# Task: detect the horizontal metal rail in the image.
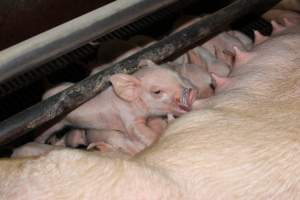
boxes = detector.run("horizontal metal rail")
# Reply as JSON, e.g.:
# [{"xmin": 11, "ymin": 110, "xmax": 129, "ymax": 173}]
[{"xmin": 0, "ymin": 0, "xmax": 179, "ymax": 83}]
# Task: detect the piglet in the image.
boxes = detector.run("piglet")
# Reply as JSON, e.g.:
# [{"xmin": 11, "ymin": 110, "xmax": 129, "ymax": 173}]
[
  {"xmin": 11, "ymin": 142, "xmax": 62, "ymax": 158},
  {"xmin": 36, "ymin": 59, "xmax": 197, "ymax": 155},
  {"xmin": 201, "ymin": 31, "xmax": 253, "ymax": 67},
  {"xmin": 168, "ymin": 62, "xmax": 215, "ymax": 99},
  {"xmin": 174, "ymin": 47, "xmax": 231, "ymax": 77},
  {"xmin": 172, "ymin": 15, "xmax": 253, "ymax": 76}
]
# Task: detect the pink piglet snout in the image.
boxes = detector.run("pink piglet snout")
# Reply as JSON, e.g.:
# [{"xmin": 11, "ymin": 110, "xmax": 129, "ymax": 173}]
[{"xmin": 179, "ymin": 87, "xmax": 198, "ymax": 111}]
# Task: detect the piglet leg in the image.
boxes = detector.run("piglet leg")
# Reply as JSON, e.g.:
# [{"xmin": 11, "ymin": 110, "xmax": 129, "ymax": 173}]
[
  {"xmin": 86, "ymin": 129, "xmax": 145, "ymax": 156},
  {"xmin": 11, "ymin": 142, "xmax": 63, "ymax": 158},
  {"xmin": 65, "ymin": 129, "xmax": 88, "ymax": 148},
  {"xmin": 147, "ymin": 117, "xmax": 168, "ymax": 135},
  {"xmin": 130, "ymin": 118, "xmax": 161, "ymax": 147}
]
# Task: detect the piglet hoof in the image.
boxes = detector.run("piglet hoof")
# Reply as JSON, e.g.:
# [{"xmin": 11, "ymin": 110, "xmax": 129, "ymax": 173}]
[{"xmin": 253, "ymin": 30, "xmax": 268, "ymax": 45}]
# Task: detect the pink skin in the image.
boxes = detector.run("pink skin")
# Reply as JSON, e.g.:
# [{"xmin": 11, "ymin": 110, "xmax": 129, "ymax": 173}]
[
  {"xmin": 202, "ymin": 31, "xmax": 253, "ymax": 67},
  {"xmin": 193, "ymin": 22, "xmax": 300, "ymax": 110},
  {"xmin": 53, "ymin": 37, "xmax": 176, "ymax": 151},
  {"xmin": 36, "ymin": 59, "xmax": 197, "ymax": 155},
  {"xmin": 172, "ymin": 16, "xmax": 254, "ymax": 77},
  {"xmin": 47, "ymin": 128, "xmax": 142, "ymax": 155},
  {"xmin": 227, "ymin": 13, "xmax": 300, "ymax": 72},
  {"xmin": 85, "ymin": 129, "xmax": 146, "ymax": 155},
  {"xmin": 146, "ymin": 117, "xmax": 168, "ymax": 135},
  {"xmin": 174, "ymin": 47, "xmax": 231, "ymax": 77},
  {"xmin": 204, "ymin": 18, "xmax": 298, "ymax": 94},
  {"xmin": 168, "ymin": 62, "xmax": 215, "ymax": 99},
  {"xmin": 172, "ymin": 15, "xmax": 232, "ymax": 76},
  {"xmin": 4, "ymin": 20, "xmax": 300, "ymax": 200},
  {"xmin": 50, "ymin": 120, "xmax": 167, "ymax": 154},
  {"xmin": 11, "ymin": 142, "xmax": 61, "ymax": 158},
  {"xmin": 49, "ymin": 119, "xmax": 167, "ymax": 151},
  {"xmin": 105, "ymin": 26, "xmax": 217, "ymax": 103},
  {"xmin": 226, "ymin": 30, "xmax": 253, "ymax": 50}
]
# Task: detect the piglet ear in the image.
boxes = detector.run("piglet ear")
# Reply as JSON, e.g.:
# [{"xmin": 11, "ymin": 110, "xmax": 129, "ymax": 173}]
[
  {"xmin": 211, "ymin": 73, "xmax": 230, "ymax": 88},
  {"xmin": 187, "ymin": 50, "xmax": 204, "ymax": 66},
  {"xmin": 138, "ymin": 59, "xmax": 158, "ymax": 68},
  {"xmin": 110, "ymin": 74, "xmax": 141, "ymax": 102}
]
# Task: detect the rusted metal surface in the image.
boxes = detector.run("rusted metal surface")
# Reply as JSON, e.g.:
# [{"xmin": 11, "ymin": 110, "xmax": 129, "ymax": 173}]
[{"xmin": 0, "ymin": 0, "xmax": 281, "ymax": 145}]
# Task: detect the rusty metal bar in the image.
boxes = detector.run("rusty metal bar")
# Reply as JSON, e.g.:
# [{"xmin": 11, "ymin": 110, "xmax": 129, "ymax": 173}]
[{"xmin": 0, "ymin": 0, "xmax": 281, "ymax": 145}]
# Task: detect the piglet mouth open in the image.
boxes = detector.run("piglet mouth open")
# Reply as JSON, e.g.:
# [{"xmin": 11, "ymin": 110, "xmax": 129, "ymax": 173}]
[{"xmin": 179, "ymin": 88, "xmax": 197, "ymax": 112}]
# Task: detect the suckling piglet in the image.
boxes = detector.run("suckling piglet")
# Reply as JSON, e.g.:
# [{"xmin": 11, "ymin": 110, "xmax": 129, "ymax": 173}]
[
  {"xmin": 168, "ymin": 62, "xmax": 215, "ymax": 99},
  {"xmin": 36, "ymin": 59, "xmax": 197, "ymax": 155},
  {"xmin": 172, "ymin": 15, "xmax": 253, "ymax": 75},
  {"xmin": 201, "ymin": 31, "xmax": 253, "ymax": 67}
]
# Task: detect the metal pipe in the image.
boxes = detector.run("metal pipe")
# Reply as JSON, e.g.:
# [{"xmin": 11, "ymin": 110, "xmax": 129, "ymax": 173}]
[
  {"xmin": 0, "ymin": 0, "xmax": 281, "ymax": 145},
  {"xmin": 0, "ymin": 0, "xmax": 179, "ymax": 83}
]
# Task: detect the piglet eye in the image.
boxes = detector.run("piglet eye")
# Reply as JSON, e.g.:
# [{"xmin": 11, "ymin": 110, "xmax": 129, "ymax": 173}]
[{"xmin": 151, "ymin": 89, "xmax": 163, "ymax": 98}]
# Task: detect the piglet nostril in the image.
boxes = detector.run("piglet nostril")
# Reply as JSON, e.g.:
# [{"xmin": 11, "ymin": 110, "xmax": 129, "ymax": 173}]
[
  {"xmin": 210, "ymin": 83, "xmax": 216, "ymax": 90},
  {"xmin": 181, "ymin": 88, "xmax": 190, "ymax": 106}
]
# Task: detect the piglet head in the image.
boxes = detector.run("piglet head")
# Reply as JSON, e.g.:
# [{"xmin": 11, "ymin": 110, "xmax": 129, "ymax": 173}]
[
  {"xmin": 111, "ymin": 59, "xmax": 197, "ymax": 117},
  {"xmin": 134, "ymin": 60, "xmax": 197, "ymax": 116}
]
